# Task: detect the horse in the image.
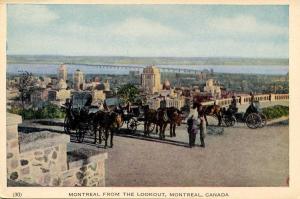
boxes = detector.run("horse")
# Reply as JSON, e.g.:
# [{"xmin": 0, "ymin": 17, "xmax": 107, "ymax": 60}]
[
  {"xmin": 202, "ymin": 104, "xmax": 222, "ymax": 126},
  {"xmin": 143, "ymin": 106, "xmax": 183, "ymax": 139},
  {"xmin": 93, "ymin": 110, "xmax": 123, "ymax": 148},
  {"xmin": 142, "ymin": 105, "xmax": 158, "ymax": 137},
  {"xmin": 156, "ymin": 107, "xmax": 183, "ymax": 138}
]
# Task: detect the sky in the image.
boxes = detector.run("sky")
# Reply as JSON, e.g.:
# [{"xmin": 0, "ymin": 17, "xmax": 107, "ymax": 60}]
[{"xmin": 7, "ymin": 4, "xmax": 288, "ymax": 58}]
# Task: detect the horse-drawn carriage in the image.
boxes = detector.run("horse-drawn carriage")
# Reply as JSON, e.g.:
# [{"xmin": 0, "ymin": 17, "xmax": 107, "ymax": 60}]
[
  {"xmin": 62, "ymin": 92, "xmax": 99, "ymax": 142},
  {"xmin": 120, "ymin": 105, "xmax": 155, "ymax": 133},
  {"xmin": 63, "ymin": 93, "xmax": 122, "ymax": 147},
  {"xmin": 222, "ymin": 101, "xmax": 267, "ymax": 129}
]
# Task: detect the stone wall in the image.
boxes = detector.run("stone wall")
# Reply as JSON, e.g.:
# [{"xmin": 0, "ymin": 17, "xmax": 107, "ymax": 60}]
[
  {"xmin": 7, "ymin": 113, "xmax": 107, "ymax": 187},
  {"xmin": 62, "ymin": 148, "xmax": 107, "ymax": 186},
  {"xmin": 7, "ymin": 113, "xmax": 22, "ymax": 182}
]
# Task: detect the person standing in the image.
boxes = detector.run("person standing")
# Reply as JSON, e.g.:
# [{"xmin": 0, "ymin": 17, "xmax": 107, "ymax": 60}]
[
  {"xmin": 160, "ymin": 96, "xmax": 167, "ymax": 109},
  {"xmin": 250, "ymin": 92, "xmax": 254, "ymax": 103},
  {"xmin": 228, "ymin": 95, "xmax": 238, "ymax": 115},
  {"xmin": 187, "ymin": 103, "xmax": 199, "ymax": 148},
  {"xmin": 199, "ymin": 115, "xmax": 206, "ymax": 148}
]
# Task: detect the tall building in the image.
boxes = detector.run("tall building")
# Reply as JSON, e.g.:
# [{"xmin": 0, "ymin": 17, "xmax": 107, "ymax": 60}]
[
  {"xmin": 103, "ymin": 80, "xmax": 110, "ymax": 91},
  {"xmin": 204, "ymin": 79, "xmax": 221, "ymax": 99},
  {"xmin": 73, "ymin": 69, "xmax": 84, "ymax": 91},
  {"xmin": 58, "ymin": 64, "xmax": 67, "ymax": 81},
  {"xmin": 141, "ymin": 65, "xmax": 161, "ymax": 94}
]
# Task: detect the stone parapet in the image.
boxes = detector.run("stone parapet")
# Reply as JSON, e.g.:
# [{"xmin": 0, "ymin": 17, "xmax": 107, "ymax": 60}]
[
  {"xmin": 6, "ymin": 113, "xmax": 22, "ymax": 182},
  {"xmin": 19, "ymin": 131, "xmax": 69, "ymax": 153},
  {"xmin": 62, "ymin": 147, "xmax": 107, "ymax": 186},
  {"xmin": 7, "ymin": 112, "xmax": 22, "ymax": 140},
  {"xmin": 7, "ymin": 113, "xmax": 108, "ymax": 187}
]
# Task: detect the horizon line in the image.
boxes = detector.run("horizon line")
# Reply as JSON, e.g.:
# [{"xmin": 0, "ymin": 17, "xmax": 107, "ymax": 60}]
[{"xmin": 6, "ymin": 54, "xmax": 289, "ymax": 60}]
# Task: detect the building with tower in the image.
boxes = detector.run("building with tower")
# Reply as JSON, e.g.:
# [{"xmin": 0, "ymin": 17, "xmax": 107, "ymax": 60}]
[
  {"xmin": 141, "ymin": 65, "xmax": 161, "ymax": 94},
  {"xmin": 204, "ymin": 79, "xmax": 221, "ymax": 99},
  {"xmin": 73, "ymin": 69, "xmax": 84, "ymax": 91},
  {"xmin": 58, "ymin": 64, "xmax": 67, "ymax": 81}
]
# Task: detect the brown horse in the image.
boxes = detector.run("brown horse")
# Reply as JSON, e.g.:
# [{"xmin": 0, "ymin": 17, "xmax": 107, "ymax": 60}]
[
  {"xmin": 159, "ymin": 107, "xmax": 183, "ymax": 138},
  {"xmin": 201, "ymin": 104, "xmax": 222, "ymax": 126},
  {"xmin": 143, "ymin": 105, "xmax": 158, "ymax": 136},
  {"xmin": 93, "ymin": 110, "xmax": 123, "ymax": 148},
  {"xmin": 145, "ymin": 107, "xmax": 183, "ymax": 139}
]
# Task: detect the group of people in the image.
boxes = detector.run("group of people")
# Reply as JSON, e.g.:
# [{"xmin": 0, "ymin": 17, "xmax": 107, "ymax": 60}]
[
  {"xmin": 187, "ymin": 103, "xmax": 206, "ymax": 148},
  {"xmin": 186, "ymin": 92, "xmax": 256, "ymax": 148}
]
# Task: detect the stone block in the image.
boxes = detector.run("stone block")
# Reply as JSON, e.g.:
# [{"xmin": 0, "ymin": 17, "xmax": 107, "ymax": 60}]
[
  {"xmin": 9, "ymin": 159, "xmax": 19, "ymax": 170},
  {"xmin": 20, "ymin": 166, "xmax": 30, "ymax": 175},
  {"xmin": 51, "ymin": 177, "xmax": 62, "ymax": 186},
  {"xmin": 62, "ymin": 179, "xmax": 74, "ymax": 186},
  {"xmin": 20, "ymin": 159, "xmax": 29, "ymax": 166},
  {"xmin": 7, "ymin": 152, "xmax": 14, "ymax": 159},
  {"xmin": 9, "ymin": 171, "xmax": 19, "ymax": 180},
  {"xmin": 6, "ymin": 113, "xmax": 22, "ymax": 140},
  {"xmin": 67, "ymin": 147, "xmax": 107, "ymax": 170}
]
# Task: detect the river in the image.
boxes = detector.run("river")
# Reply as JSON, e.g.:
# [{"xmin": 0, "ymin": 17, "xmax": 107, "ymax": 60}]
[{"xmin": 6, "ymin": 63, "xmax": 288, "ymax": 75}]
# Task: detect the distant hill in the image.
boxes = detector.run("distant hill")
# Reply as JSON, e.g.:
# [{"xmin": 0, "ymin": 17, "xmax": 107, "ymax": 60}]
[{"xmin": 7, "ymin": 55, "xmax": 289, "ymax": 66}]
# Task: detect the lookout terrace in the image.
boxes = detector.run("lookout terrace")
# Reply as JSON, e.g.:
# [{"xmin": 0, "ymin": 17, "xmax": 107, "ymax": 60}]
[{"xmin": 7, "ymin": 113, "xmax": 107, "ymax": 186}]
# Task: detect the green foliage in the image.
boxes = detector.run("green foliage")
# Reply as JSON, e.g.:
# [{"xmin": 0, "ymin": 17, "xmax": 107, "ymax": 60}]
[
  {"xmin": 17, "ymin": 71, "xmax": 34, "ymax": 105},
  {"xmin": 8, "ymin": 103, "xmax": 65, "ymax": 120},
  {"xmin": 117, "ymin": 84, "xmax": 139, "ymax": 104},
  {"xmin": 262, "ymin": 105, "xmax": 289, "ymax": 120}
]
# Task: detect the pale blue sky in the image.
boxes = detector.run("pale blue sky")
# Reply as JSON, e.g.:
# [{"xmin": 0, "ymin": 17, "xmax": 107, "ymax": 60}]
[{"xmin": 7, "ymin": 5, "xmax": 288, "ymax": 58}]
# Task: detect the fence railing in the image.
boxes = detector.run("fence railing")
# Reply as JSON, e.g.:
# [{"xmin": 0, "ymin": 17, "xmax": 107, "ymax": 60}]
[
  {"xmin": 216, "ymin": 93, "xmax": 288, "ymax": 107},
  {"xmin": 147, "ymin": 93, "xmax": 288, "ymax": 110}
]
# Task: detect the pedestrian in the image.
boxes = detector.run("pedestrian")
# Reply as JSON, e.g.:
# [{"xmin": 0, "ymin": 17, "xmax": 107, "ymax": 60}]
[
  {"xmin": 199, "ymin": 115, "xmax": 206, "ymax": 148},
  {"xmin": 187, "ymin": 103, "xmax": 199, "ymax": 148}
]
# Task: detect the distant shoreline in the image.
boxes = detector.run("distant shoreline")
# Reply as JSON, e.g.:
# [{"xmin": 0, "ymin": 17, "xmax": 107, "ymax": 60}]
[{"xmin": 7, "ymin": 55, "xmax": 289, "ymax": 66}]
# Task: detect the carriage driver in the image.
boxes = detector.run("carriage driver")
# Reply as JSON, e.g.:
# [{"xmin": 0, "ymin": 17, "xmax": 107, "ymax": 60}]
[
  {"xmin": 247, "ymin": 91, "xmax": 257, "ymax": 114},
  {"xmin": 228, "ymin": 95, "xmax": 238, "ymax": 114}
]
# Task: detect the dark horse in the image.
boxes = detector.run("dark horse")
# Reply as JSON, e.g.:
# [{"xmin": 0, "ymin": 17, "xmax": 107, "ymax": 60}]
[
  {"xmin": 93, "ymin": 110, "xmax": 123, "ymax": 148},
  {"xmin": 143, "ymin": 105, "xmax": 158, "ymax": 136},
  {"xmin": 201, "ymin": 103, "xmax": 222, "ymax": 126},
  {"xmin": 143, "ymin": 106, "xmax": 183, "ymax": 139}
]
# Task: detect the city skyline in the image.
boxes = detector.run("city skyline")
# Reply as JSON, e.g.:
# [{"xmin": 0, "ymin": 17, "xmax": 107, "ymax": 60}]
[{"xmin": 7, "ymin": 4, "xmax": 288, "ymax": 58}]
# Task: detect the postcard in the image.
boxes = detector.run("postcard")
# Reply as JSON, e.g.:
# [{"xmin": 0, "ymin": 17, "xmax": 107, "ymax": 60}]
[{"xmin": 1, "ymin": 1, "xmax": 299, "ymax": 199}]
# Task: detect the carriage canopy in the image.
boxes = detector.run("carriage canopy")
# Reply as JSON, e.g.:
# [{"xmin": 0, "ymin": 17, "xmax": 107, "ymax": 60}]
[{"xmin": 71, "ymin": 92, "xmax": 92, "ymax": 109}]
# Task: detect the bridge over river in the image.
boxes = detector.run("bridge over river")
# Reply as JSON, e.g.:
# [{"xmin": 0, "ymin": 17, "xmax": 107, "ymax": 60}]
[{"xmin": 63, "ymin": 63, "xmax": 208, "ymax": 74}]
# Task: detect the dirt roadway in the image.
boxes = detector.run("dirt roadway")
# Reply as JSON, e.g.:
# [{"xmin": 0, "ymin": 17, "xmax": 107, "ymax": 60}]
[
  {"xmin": 102, "ymin": 122, "xmax": 288, "ymax": 187},
  {"xmin": 21, "ymin": 116, "xmax": 289, "ymax": 187}
]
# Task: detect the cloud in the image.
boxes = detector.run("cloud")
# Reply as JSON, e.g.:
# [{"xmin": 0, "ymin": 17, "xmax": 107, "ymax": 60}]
[
  {"xmin": 206, "ymin": 15, "xmax": 287, "ymax": 37},
  {"xmin": 8, "ymin": 29, "xmax": 288, "ymax": 58},
  {"xmin": 108, "ymin": 18, "xmax": 183, "ymax": 38},
  {"xmin": 7, "ymin": 6, "xmax": 288, "ymax": 58},
  {"xmin": 8, "ymin": 5, "xmax": 59, "ymax": 25}
]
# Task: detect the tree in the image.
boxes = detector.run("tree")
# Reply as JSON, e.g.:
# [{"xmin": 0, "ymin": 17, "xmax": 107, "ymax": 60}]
[
  {"xmin": 17, "ymin": 71, "xmax": 34, "ymax": 106},
  {"xmin": 117, "ymin": 84, "xmax": 139, "ymax": 104}
]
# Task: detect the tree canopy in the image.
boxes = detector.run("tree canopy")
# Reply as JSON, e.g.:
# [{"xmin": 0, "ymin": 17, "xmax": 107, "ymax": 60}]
[{"xmin": 117, "ymin": 84, "xmax": 139, "ymax": 104}]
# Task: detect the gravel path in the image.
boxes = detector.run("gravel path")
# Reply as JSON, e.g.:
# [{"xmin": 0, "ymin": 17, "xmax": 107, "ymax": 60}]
[
  {"xmin": 19, "ymin": 115, "xmax": 289, "ymax": 187},
  {"xmin": 104, "ymin": 123, "xmax": 288, "ymax": 187}
]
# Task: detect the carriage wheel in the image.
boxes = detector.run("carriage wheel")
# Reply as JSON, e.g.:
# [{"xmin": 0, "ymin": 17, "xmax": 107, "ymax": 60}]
[
  {"xmin": 148, "ymin": 123, "xmax": 156, "ymax": 133},
  {"xmin": 75, "ymin": 129, "xmax": 85, "ymax": 143},
  {"xmin": 259, "ymin": 113, "xmax": 267, "ymax": 128},
  {"xmin": 127, "ymin": 118, "xmax": 138, "ymax": 133},
  {"xmin": 64, "ymin": 116, "xmax": 71, "ymax": 134},
  {"xmin": 246, "ymin": 113, "xmax": 262, "ymax": 129},
  {"xmin": 224, "ymin": 115, "xmax": 236, "ymax": 127}
]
